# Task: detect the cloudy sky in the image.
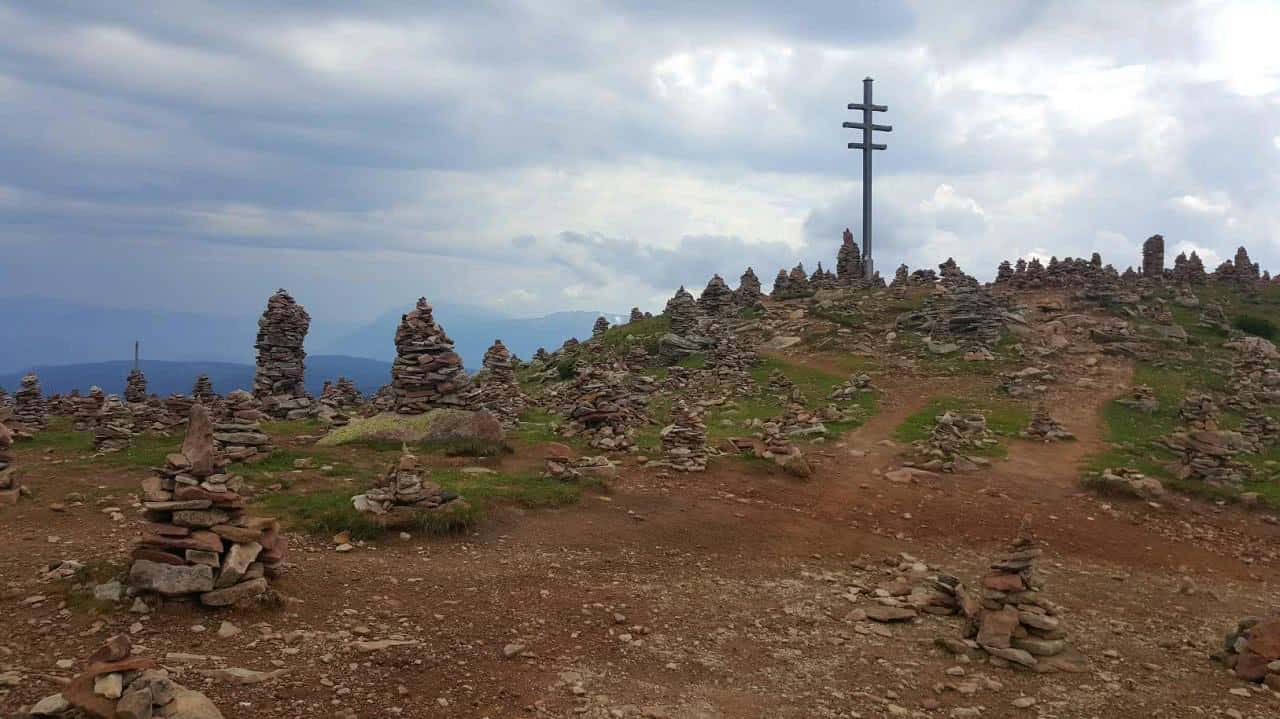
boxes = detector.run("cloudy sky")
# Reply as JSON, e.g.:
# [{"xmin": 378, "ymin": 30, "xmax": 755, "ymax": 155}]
[{"xmin": 1, "ymin": 0, "xmax": 1278, "ymax": 322}]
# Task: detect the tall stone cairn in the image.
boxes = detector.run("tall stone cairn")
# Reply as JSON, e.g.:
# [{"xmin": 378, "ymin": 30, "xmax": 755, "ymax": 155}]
[
  {"xmin": 592, "ymin": 315, "xmax": 610, "ymax": 338},
  {"xmin": 72, "ymin": 387, "xmax": 106, "ymax": 432},
  {"xmin": 770, "ymin": 268, "xmax": 791, "ymax": 299},
  {"xmin": 836, "ymin": 228, "xmax": 864, "ymax": 283},
  {"xmin": 1214, "ymin": 246, "xmax": 1262, "ymax": 285},
  {"xmin": 891, "ymin": 264, "xmax": 910, "ymax": 288},
  {"xmin": 697, "ymin": 274, "xmax": 735, "ymax": 318},
  {"xmin": 391, "ymin": 298, "xmax": 470, "ymax": 414},
  {"xmin": 665, "ymin": 286, "xmax": 698, "ymax": 336},
  {"xmin": 483, "ymin": 340, "xmax": 518, "ymax": 385},
  {"xmin": 124, "ymin": 368, "xmax": 148, "ymax": 403},
  {"xmin": 191, "ymin": 375, "xmax": 217, "ymax": 405},
  {"xmin": 660, "ymin": 400, "xmax": 708, "ymax": 472},
  {"xmin": 736, "ymin": 267, "xmax": 763, "ymax": 306},
  {"xmin": 968, "ymin": 537, "xmax": 1086, "ymax": 672},
  {"xmin": 127, "ymin": 404, "xmax": 287, "ymax": 607},
  {"xmin": 629, "ymin": 307, "xmax": 644, "ymax": 323},
  {"xmin": 253, "ymin": 289, "xmax": 313, "ymax": 419},
  {"xmin": 93, "ymin": 395, "xmax": 135, "ymax": 452},
  {"xmin": 14, "ymin": 373, "xmax": 47, "ymax": 430},
  {"xmin": 0, "ymin": 419, "xmax": 19, "ymax": 505},
  {"xmin": 1141, "ymin": 234, "xmax": 1164, "ymax": 279}
]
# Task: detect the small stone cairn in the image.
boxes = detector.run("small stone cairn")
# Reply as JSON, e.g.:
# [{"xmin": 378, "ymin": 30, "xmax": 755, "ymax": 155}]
[
  {"xmin": 766, "ymin": 368, "xmax": 795, "ymax": 397},
  {"xmin": 93, "ymin": 395, "xmax": 135, "ymax": 452},
  {"xmin": 557, "ymin": 365, "xmax": 644, "ymax": 451},
  {"xmin": 1163, "ymin": 395, "xmax": 1252, "ymax": 486},
  {"xmin": 629, "ymin": 307, "xmax": 645, "ymax": 323},
  {"xmin": 1117, "ymin": 384, "xmax": 1159, "ymax": 413},
  {"xmin": 124, "ymin": 367, "xmax": 148, "ymax": 403},
  {"xmin": 735, "ymin": 267, "xmax": 763, "ymax": 306},
  {"xmin": 471, "ymin": 339, "xmax": 527, "ymax": 428},
  {"xmin": 352, "ymin": 448, "xmax": 463, "ymax": 516},
  {"xmin": 697, "ymin": 274, "xmax": 736, "ymax": 318},
  {"xmin": 191, "ymin": 374, "xmax": 218, "ymax": 406},
  {"xmin": 14, "ymin": 373, "xmax": 48, "ymax": 430},
  {"xmin": 759, "ymin": 421, "xmax": 810, "ymax": 476},
  {"xmin": 827, "ymin": 373, "xmax": 873, "ymax": 401},
  {"xmin": 391, "ymin": 298, "xmax": 470, "ymax": 414},
  {"xmin": 321, "ymin": 376, "xmax": 363, "ymax": 409},
  {"xmin": 1019, "ymin": 406, "xmax": 1075, "ymax": 442},
  {"xmin": 73, "ymin": 386, "xmax": 106, "ymax": 431},
  {"xmin": 965, "ymin": 537, "xmax": 1087, "ymax": 672},
  {"xmin": 665, "ymin": 286, "xmax": 698, "ymax": 336},
  {"xmin": 253, "ymin": 289, "xmax": 314, "ymax": 420},
  {"xmin": 0, "ymin": 419, "xmax": 20, "ymax": 505},
  {"xmin": 128, "ymin": 404, "xmax": 286, "ymax": 607},
  {"xmin": 592, "ymin": 315, "xmax": 610, "ymax": 338},
  {"xmin": 214, "ymin": 389, "xmax": 272, "ymax": 462},
  {"xmin": 836, "ymin": 228, "xmax": 864, "ymax": 284},
  {"xmin": 34, "ymin": 634, "xmax": 224, "ymax": 719},
  {"xmin": 908, "ymin": 411, "xmax": 996, "ymax": 473},
  {"xmin": 659, "ymin": 400, "xmax": 708, "ymax": 472},
  {"xmin": 1219, "ymin": 617, "xmax": 1280, "ymax": 689}
]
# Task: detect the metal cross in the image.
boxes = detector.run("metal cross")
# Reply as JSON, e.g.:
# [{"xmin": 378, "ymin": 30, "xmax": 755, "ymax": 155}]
[{"xmin": 844, "ymin": 77, "xmax": 891, "ymax": 279}]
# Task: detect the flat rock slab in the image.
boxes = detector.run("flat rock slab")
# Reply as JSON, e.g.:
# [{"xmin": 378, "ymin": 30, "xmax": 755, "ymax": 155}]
[
  {"xmin": 864, "ymin": 606, "xmax": 918, "ymax": 623},
  {"xmin": 129, "ymin": 560, "xmax": 214, "ymax": 596},
  {"xmin": 199, "ymin": 577, "xmax": 268, "ymax": 607}
]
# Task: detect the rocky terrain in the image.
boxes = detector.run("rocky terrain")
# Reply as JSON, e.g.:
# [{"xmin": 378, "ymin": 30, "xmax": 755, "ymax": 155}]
[{"xmin": 2, "ymin": 240, "xmax": 1280, "ymax": 718}]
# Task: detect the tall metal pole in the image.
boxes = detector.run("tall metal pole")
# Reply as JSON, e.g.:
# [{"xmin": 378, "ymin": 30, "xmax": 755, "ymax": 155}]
[
  {"xmin": 134, "ymin": 341, "xmax": 139, "ymax": 370},
  {"xmin": 844, "ymin": 77, "xmax": 890, "ymax": 280}
]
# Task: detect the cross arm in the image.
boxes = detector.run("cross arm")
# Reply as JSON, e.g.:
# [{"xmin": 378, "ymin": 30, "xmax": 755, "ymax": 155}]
[
  {"xmin": 848, "ymin": 102, "xmax": 888, "ymax": 112},
  {"xmin": 842, "ymin": 121, "xmax": 893, "ymax": 132},
  {"xmin": 848, "ymin": 142, "xmax": 888, "ymax": 150}
]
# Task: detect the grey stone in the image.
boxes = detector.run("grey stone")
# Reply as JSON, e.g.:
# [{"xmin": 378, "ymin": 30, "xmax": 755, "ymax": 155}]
[{"xmin": 129, "ymin": 560, "xmax": 214, "ymax": 596}]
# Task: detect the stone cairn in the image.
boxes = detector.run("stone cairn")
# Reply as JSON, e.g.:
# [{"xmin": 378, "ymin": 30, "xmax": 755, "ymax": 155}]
[
  {"xmin": 966, "ymin": 537, "xmax": 1087, "ymax": 672},
  {"xmin": 471, "ymin": 339, "xmax": 527, "ymax": 429},
  {"xmin": 191, "ymin": 374, "xmax": 217, "ymax": 406},
  {"xmin": 836, "ymin": 228, "xmax": 864, "ymax": 284},
  {"xmin": 827, "ymin": 373, "xmax": 874, "ymax": 401},
  {"xmin": 128, "ymin": 404, "xmax": 286, "ymax": 607},
  {"xmin": 14, "ymin": 373, "xmax": 48, "ymax": 430},
  {"xmin": 555, "ymin": 364, "xmax": 646, "ymax": 451},
  {"xmin": 665, "ymin": 286, "xmax": 698, "ymax": 336},
  {"xmin": 352, "ymin": 448, "xmax": 463, "ymax": 517},
  {"xmin": 1171, "ymin": 251, "xmax": 1207, "ymax": 284},
  {"xmin": 93, "ymin": 395, "xmax": 135, "ymax": 452},
  {"xmin": 809, "ymin": 262, "xmax": 837, "ymax": 290},
  {"xmin": 1162, "ymin": 399, "xmax": 1253, "ymax": 487},
  {"xmin": 1117, "ymin": 384, "xmax": 1159, "ymax": 413},
  {"xmin": 32, "ymin": 634, "xmax": 224, "ymax": 719},
  {"xmin": 214, "ymin": 390, "xmax": 272, "ymax": 463},
  {"xmin": 1220, "ymin": 617, "xmax": 1280, "ymax": 689},
  {"xmin": 659, "ymin": 400, "xmax": 708, "ymax": 472},
  {"xmin": 1214, "ymin": 246, "xmax": 1261, "ymax": 285},
  {"xmin": 759, "ymin": 420, "xmax": 809, "ymax": 476},
  {"xmin": 937, "ymin": 258, "xmax": 979, "ymax": 289},
  {"xmin": 124, "ymin": 367, "xmax": 148, "ymax": 403},
  {"xmin": 320, "ymin": 377, "xmax": 363, "ymax": 409},
  {"xmin": 1019, "ymin": 406, "xmax": 1075, "ymax": 442},
  {"xmin": 697, "ymin": 274, "xmax": 736, "ymax": 318},
  {"xmin": 253, "ymin": 289, "xmax": 313, "ymax": 420},
  {"xmin": 629, "ymin": 307, "xmax": 645, "ymax": 323},
  {"xmin": 592, "ymin": 315, "xmax": 610, "ymax": 338},
  {"xmin": 736, "ymin": 267, "xmax": 763, "ymax": 307},
  {"xmin": 891, "ymin": 264, "xmax": 910, "ymax": 288},
  {"xmin": 391, "ymin": 298, "xmax": 470, "ymax": 414},
  {"xmin": 0, "ymin": 419, "xmax": 19, "ymax": 505},
  {"xmin": 72, "ymin": 387, "xmax": 106, "ymax": 431},
  {"xmin": 907, "ymin": 411, "xmax": 996, "ymax": 473},
  {"xmin": 1141, "ymin": 234, "xmax": 1164, "ymax": 280}
]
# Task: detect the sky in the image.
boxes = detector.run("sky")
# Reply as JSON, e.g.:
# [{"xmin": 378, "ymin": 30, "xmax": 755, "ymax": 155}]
[{"xmin": 1, "ymin": 0, "xmax": 1278, "ymax": 322}]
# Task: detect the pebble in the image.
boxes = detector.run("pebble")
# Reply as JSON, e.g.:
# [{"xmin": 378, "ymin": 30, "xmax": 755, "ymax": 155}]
[{"xmin": 1011, "ymin": 697, "xmax": 1036, "ymax": 708}]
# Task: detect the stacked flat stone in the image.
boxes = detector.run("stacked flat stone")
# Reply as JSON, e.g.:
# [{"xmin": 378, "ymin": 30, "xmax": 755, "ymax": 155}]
[
  {"xmin": 1171, "ymin": 252, "xmax": 1208, "ymax": 284},
  {"xmin": 320, "ymin": 377, "xmax": 363, "ymax": 409},
  {"xmin": 1116, "ymin": 385, "xmax": 1159, "ymax": 413},
  {"xmin": 163, "ymin": 395, "xmax": 195, "ymax": 427},
  {"xmin": 1020, "ymin": 406, "xmax": 1075, "ymax": 442},
  {"xmin": 1178, "ymin": 394, "xmax": 1218, "ymax": 430},
  {"xmin": 629, "ymin": 307, "xmax": 645, "ymax": 323},
  {"xmin": 124, "ymin": 367, "xmax": 148, "ymax": 403},
  {"xmin": 771, "ymin": 269, "xmax": 791, "ymax": 299},
  {"xmin": 736, "ymin": 267, "xmax": 763, "ymax": 306},
  {"xmin": 391, "ymin": 298, "xmax": 471, "ymax": 414},
  {"xmin": 778, "ymin": 401, "xmax": 825, "ymax": 438},
  {"xmin": 659, "ymin": 400, "xmax": 708, "ymax": 472},
  {"xmin": 533, "ymin": 348, "xmax": 552, "ymax": 364},
  {"xmin": 665, "ymin": 286, "xmax": 698, "ymax": 337},
  {"xmin": 766, "ymin": 368, "xmax": 795, "ymax": 398},
  {"xmin": 1210, "ymin": 246, "xmax": 1260, "ymax": 285},
  {"xmin": 827, "ymin": 373, "xmax": 873, "ymax": 401},
  {"xmin": 592, "ymin": 315, "xmax": 610, "ymax": 337},
  {"xmin": 1140, "ymin": 234, "xmax": 1165, "ymax": 280},
  {"xmin": 93, "ymin": 395, "xmax": 135, "ymax": 452},
  {"xmin": 760, "ymin": 421, "xmax": 804, "ymax": 469},
  {"xmin": 808, "ymin": 262, "xmax": 837, "ymax": 290},
  {"xmin": 72, "ymin": 387, "xmax": 106, "ymax": 431},
  {"xmin": 1221, "ymin": 617, "xmax": 1280, "ymax": 689},
  {"xmin": 836, "ymin": 228, "xmax": 864, "ymax": 283},
  {"xmin": 698, "ymin": 274, "xmax": 736, "ymax": 318},
  {"xmin": 969, "ymin": 538, "xmax": 1086, "ymax": 672},
  {"xmin": 36, "ymin": 635, "xmax": 225, "ymax": 719},
  {"xmin": 214, "ymin": 390, "xmax": 272, "ymax": 463},
  {"xmin": 624, "ymin": 344, "xmax": 651, "ymax": 370},
  {"xmin": 13, "ymin": 373, "xmax": 47, "ymax": 430},
  {"xmin": 898, "ymin": 286, "xmax": 1010, "ymax": 351},
  {"xmin": 0, "ymin": 420, "xmax": 19, "ymax": 505},
  {"xmin": 470, "ymin": 339, "xmax": 527, "ymax": 429},
  {"xmin": 556, "ymin": 365, "xmax": 645, "ymax": 451},
  {"xmin": 937, "ymin": 258, "xmax": 978, "ymax": 289},
  {"xmin": 252, "ymin": 289, "xmax": 313, "ymax": 419},
  {"xmin": 128, "ymin": 404, "xmax": 287, "ymax": 607},
  {"xmin": 482, "ymin": 340, "xmax": 517, "ymax": 384},
  {"xmin": 130, "ymin": 396, "xmax": 171, "ymax": 434},
  {"xmin": 352, "ymin": 448, "xmax": 462, "ymax": 516},
  {"xmin": 191, "ymin": 375, "xmax": 217, "ymax": 406},
  {"xmin": 908, "ymin": 411, "xmax": 996, "ymax": 473},
  {"xmin": 891, "ymin": 264, "xmax": 910, "ymax": 288}
]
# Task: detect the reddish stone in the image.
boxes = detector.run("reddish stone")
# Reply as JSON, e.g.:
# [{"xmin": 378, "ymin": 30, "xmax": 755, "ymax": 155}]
[
  {"xmin": 86, "ymin": 635, "xmax": 131, "ymax": 664},
  {"xmin": 143, "ymin": 522, "xmax": 190, "ymax": 537},
  {"xmin": 1244, "ymin": 619, "xmax": 1280, "ymax": 659},
  {"xmin": 174, "ymin": 485, "xmax": 244, "ymax": 508},
  {"xmin": 1234, "ymin": 651, "xmax": 1271, "ymax": 682},
  {"xmin": 259, "ymin": 528, "xmax": 289, "ymax": 564},
  {"xmin": 131, "ymin": 548, "xmax": 187, "ymax": 566},
  {"xmin": 981, "ymin": 573, "xmax": 1026, "ymax": 592},
  {"xmin": 138, "ymin": 529, "xmax": 223, "ymax": 554},
  {"xmin": 977, "ymin": 606, "xmax": 1020, "ymax": 649},
  {"xmin": 210, "ymin": 524, "xmax": 263, "ymax": 543}
]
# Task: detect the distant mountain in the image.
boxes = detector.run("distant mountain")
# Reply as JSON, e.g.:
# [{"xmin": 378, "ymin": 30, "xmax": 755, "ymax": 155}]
[
  {"xmin": 315, "ymin": 308, "xmax": 627, "ymax": 368},
  {"xmin": 0, "ymin": 356, "xmax": 391, "ymax": 398}
]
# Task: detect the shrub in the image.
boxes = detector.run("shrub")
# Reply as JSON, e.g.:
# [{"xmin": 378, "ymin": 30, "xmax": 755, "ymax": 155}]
[{"xmin": 1233, "ymin": 314, "xmax": 1277, "ymax": 339}]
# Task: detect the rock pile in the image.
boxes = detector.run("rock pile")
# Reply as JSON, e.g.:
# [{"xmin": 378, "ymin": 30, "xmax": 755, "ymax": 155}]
[
  {"xmin": 544, "ymin": 449, "xmax": 615, "ymax": 482},
  {"xmin": 1141, "ymin": 234, "xmax": 1165, "ymax": 280},
  {"xmin": 771, "ymin": 264, "xmax": 812, "ymax": 300},
  {"xmin": 93, "ymin": 395, "xmax": 135, "ymax": 452},
  {"xmin": 253, "ymin": 290, "xmax": 313, "ymax": 419},
  {"xmin": 128, "ymin": 404, "xmax": 286, "ymax": 607},
  {"xmin": 1220, "ymin": 617, "xmax": 1280, "ymax": 689},
  {"xmin": 592, "ymin": 315, "xmax": 610, "ymax": 337},
  {"xmin": 736, "ymin": 267, "xmax": 763, "ymax": 306},
  {"xmin": 1091, "ymin": 467, "xmax": 1165, "ymax": 499},
  {"xmin": 391, "ymin": 298, "xmax": 471, "ymax": 414},
  {"xmin": 214, "ymin": 390, "xmax": 272, "ymax": 463},
  {"xmin": 352, "ymin": 448, "xmax": 463, "ymax": 516},
  {"xmin": 836, "ymin": 228, "xmax": 864, "ymax": 283},
  {"xmin": 629, "ymin": 307, "xmax": 645, "ymax": 323},
  {"xmin": 482, "ymin": 339, "xmax": 518, "ymax": 385},
  {"xmin": 759, "ymin": 421, "xmax": 809, "ymax": 476},
  {"xmin": 470, "ymin": 339, "xmax": 527, "ymax": 429},
  {"xmin": 828, "ymin": 373, "xmax": 873, "ymax": 401},
  {"xmin": 1020, "ymin": 406, "xmax": 1075, "ymax": 442},
  {"xmin": 73, "ymin": 387, "xmax": 106, "ymax": 431},
  {"xmin": 908, "ymin": 411, "xmax": 996, "ymax": 473},
  {"xmin": 124, "ymin": 367, "xmax": 148, "ymax": 403},
  {"xmin": 0, "ymin": 419, "xmax": 19, "ymax": 505},
  {"xmin": 899, "ymin": 287, "xmax": 1011, "ymax": 353},
  {"xmin": 937, "ymin": 258, "xmax": 978, "ymax": 289},
  {"xmin": 1172, "ymin": 251, "xmax": 1208, "ymax": 284},
  {"xmin": 1116, "ymin": 384, "xmax": 1159, "ymax": 413},
  {"xmin": 891, "ymin": 264, "xmax": 910, "ymax": 288},
  {"xmin": 556, "ymin": 365, "xmax": 645, "ymax": 451},
  {"xmin": 1214, "ymin": 246, "xmax": 1261, "ymax": 285},
  {"xmin": 697, "ymin": 274, "xmax": 736, "ymax": 318},
  {"xmin": 766, "ymin": 368, "xmax": 796, "ymax": 397},
  {"xmin": 13, "ymin": 373, "xmax": 47, "ymax": 430},
  {"xmin": 659, "ymin": 400, "xmax": 708, "ymax": 472},
  {"xmin": 1178, "ymin": 393, "xmax": 1218, "ymax": 430},
  {"xmin": 320, "ymin": 377, "xmax": 363, "ymax": 409},
  {"xmin": 965, "ymin": 537, "xmax": 1088, "ymax": 672},
  {"xmin": 997, "ymin": 367, "xmax": 1054, "ymax": 399},
  {"xmin": 191, "ymin": 375, "xmax": 217, "ymax": 406},
  {"xmin": 1164, "ymin": 427, "xmax": 1252, "ymax": 486},
  {"xmin": 31, "ymin": 635, "xmax": 225, "ymax": 719},
  {"xmin": 665, "ymin": 286, "xmax": 698, "ymax": 336}
]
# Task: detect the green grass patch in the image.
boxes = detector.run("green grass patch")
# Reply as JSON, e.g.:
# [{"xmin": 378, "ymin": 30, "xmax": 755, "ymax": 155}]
[
  {"xmin": 261, "ymin": 418, "xmax": 323, "ymax": 435},
  {"xmin": 1233, "ymin": 313, "xmax": 1277, "ymax": 339},
  {"xmin": 596, "ymin": 315, "xmax": 672, "ymax": 351},
  {"xmin": 19, "ymin": 417, "xmax": 93, "ymax": 453},
  {"xmin": 677, "ymin": 353, "xmax": 707, "ymax": 369},
  {"xmin": 893, "ymin": 396, "xmax": 1029, "ymax": 457},
  {"xmin": 96, "ymin": 434, "xmax": 182, "ymax": 470}
]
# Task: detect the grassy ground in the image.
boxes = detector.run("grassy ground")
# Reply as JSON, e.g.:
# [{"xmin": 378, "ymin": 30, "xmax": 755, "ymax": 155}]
[{"xmin": 893, "ymin": 396, "xmax": 1029, "ymax": 457}]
